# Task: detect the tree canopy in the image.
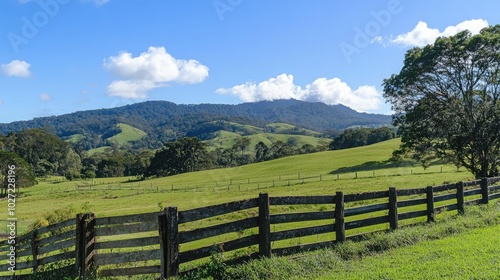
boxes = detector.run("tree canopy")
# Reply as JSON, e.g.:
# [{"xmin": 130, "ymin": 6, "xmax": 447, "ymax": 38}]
[
  {"xmin": 329, "ymin": 127, "xmax": 396, "ymax": 150},
  {"xmin": 144, "ymin": 137, "xmax": 212, "ymax": 178},
  {"xmin": 383, "ymin": 25, "xmax": 500, "ymax": 178},
  {"xmin": 0, "ymin": 151, "xmax": 36, "ymax": 194}
]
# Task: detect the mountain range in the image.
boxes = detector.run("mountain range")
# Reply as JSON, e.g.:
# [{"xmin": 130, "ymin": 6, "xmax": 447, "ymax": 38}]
[{"xmin": 0, "ymin": 99, "xmax": 392, "ymax": 150}]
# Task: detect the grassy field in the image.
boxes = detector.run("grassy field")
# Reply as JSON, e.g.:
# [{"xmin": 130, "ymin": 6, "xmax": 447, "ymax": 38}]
[
  {"xmin": 87, "ymin": 123, "xmax": 148, "ymax": 154},
  {"xmin": 203, "ymin": 121, "xmax": 330, "ymax": 151},
  {"xmin": 0, "ymin": 138, "xmax": 491, "ymax": 279},
  {"xmin": 264, "ymin": 123, "xmax": 322, "ymax": 136},
  {"xmin": 0, "ymin": 139, "xmax": 475, "ymax": 234},
  {"xmin": 320, "ymin": 224, "xmax": 500, "ymax": 279},
  {"xmin": 107, "ymin": 123, "xmax": 147, "ymax": 145},
  {"xmin": 205, "ymin": 130, "xmax": 330, "ymax": 151}
]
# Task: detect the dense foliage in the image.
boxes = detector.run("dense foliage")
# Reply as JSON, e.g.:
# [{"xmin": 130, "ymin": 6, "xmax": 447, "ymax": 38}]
[
  {"xmin": 0, "ymin": 150, "xmax": 36, "ymax": 193},
  {"xmin": 145, "ymin": 138, "xmax": 212, "ymax": 177},
  {"xmin": 329, "ymin": 127, "xmax": 396, "ymax": 150},
  {"xmin": 0, "ymin": 129, "xmax": 81, "ymax": 179},
  {"xmin": 384, "ymin": 25, "xmax": 500, "ymax": 178}
]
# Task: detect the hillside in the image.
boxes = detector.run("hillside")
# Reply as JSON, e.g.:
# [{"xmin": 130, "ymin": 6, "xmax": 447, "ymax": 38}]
[
  {"xmin": 1, "ymin": 138, "xmax": 474, "ymax": 235},
  {"xmin": 0, "ymin": 100, "xmax": 392, "ymax": 150}
]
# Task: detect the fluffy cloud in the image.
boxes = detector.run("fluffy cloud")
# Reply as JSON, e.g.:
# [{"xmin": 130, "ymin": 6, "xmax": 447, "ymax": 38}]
[
  {"xmin": 104, "ymin": 46, "xmax": 209, "ymax": 98},
  {"xmin": 390, "ymin": 19, "xmax": 489, "ymax": 47},
  {"xmin": 40, "ymin": 93, "xmax": 54, "ymax": 101},
  {"xmin": 1, "ymin": 60, "xmax": 31, "ymax": 78},
  {"xmin": 216, "ymin": 74, "xmax": 382, "ymax": 112},
  {"xmin": 88, "ymin": 0, "xmax": 110, "ymax": 5}
]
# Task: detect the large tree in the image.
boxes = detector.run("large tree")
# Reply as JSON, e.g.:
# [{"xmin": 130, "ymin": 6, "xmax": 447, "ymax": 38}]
[
  {"xmin": 383, "ymin": 25, "xmax": 500, "ymax": 178},
  {"xmin": 0, "ymin": 151, "xmax": 36, "ymax": 196},
  {"xmin": 144, "ymin": 137, "xmax": 212, "ymax": 178}
]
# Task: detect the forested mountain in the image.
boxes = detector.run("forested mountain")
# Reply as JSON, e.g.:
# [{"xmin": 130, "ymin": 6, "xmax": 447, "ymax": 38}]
[{"xmin": 0, "ymin": 100, "xmax": 391, "ymax": 150}]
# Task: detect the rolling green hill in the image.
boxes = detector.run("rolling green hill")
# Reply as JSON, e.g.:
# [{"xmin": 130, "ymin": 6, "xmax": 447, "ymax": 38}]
[
  {"xmin": 0, "ymin": 100, "xmax": 391, "ymax": 151},
  {"xmin": 201, "ymin": 121, "xmax": 330, "ymax": 152},
  {"xmin": 264, "ymin": 123, "xmax": 322, "ymax": 136},
  {"xmin": 107, "ymin": 123, "xmax": 147, "ymax": 145},
  {"xmin": 205, "ymin": 130, "xmax": 330, "ymax": 151},
  {"xmin": 86, "ymin": 123, "xmax": 148, "ymax": 154}
]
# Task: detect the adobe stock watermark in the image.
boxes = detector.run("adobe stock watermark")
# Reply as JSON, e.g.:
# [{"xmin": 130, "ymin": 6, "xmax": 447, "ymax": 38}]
[
  {"xmin": 7, "ymin": 0, "xmax": 71, "ymax": 53},
  {"xmin": 213, "ymin": 0, "xmax": 243, "ymax": 21},
  {"xmin": 339, "ymin": 0, "xmax": 405, "ymax": 63}
]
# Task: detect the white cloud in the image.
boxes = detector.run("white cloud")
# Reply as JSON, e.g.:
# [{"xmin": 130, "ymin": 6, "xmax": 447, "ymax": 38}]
[
  {"xmin": 40, "ymin": 93, "xmax": 53, "ymax": 101},
  {"xmin": 89, "ymin": 0, "xmax": 110, "ymax": 5},
  {"xmin": 390, "ymin": 19, "xmax": 489, "ymax": 47},
  {"xmin": 0, "ymin": 99, "xmax": 3, "ymax": 106},
  {"xmin": 1, "ymin": 60, "xmax": 31, "ymax": 78},
  {"xmin": 104, "ymin": 46, "xmax": 209, "ymax": 99},
  {"xmin": 216, "ymin": 74, "xmax": 382, "ymax": 112}
]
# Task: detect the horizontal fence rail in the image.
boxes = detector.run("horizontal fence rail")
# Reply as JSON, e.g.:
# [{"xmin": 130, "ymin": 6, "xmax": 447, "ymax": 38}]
[{"xmin": 0, "ymin": 176, "xmax": 499, "ymax": 279}]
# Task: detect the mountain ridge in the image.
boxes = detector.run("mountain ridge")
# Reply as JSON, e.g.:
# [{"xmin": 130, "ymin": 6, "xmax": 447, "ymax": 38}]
[{"xmin": 0, "ymin": 100, "xmax": 392, "ymax": 150}]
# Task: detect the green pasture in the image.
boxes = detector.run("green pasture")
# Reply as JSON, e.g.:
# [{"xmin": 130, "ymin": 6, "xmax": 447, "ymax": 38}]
[
  {"xmin": 107, "ymin": 123, "xmax": 147, "ymax": 145},
  {"xmin": 87, "ymin": 123, "xmax": 147, "ymax": 154},
  {"xmin": 319, "ymin": 223, "xmax": 500, "ymax": 279},
  {"xmin": 0, "ymin": 139, "xmax": 475, "ymax": 235},
  {"xmin": 204, "ymin": 130, "xmax": 330, "ymax": 151}
]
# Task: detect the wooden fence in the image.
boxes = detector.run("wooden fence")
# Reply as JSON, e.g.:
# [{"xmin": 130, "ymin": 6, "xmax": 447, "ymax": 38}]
[{"xmin": 1, "ymin": 177, "xmax": 500, "ymax": 279}]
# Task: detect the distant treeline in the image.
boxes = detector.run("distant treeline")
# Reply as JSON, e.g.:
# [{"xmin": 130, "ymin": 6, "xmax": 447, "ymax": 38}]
[
  {"xmin": 0, "ymin": 127, "xmax": 395, "ymax": 186},
  {"xmin": 329, "ymin": 127, "xmax": 397, "ymax": 150},
  {"xmin": 0, "ymin": 100, "xmax": 391, "ymax": 151}
]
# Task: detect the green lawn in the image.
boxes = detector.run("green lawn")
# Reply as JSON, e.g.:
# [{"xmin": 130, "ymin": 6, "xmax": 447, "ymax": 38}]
[{"xmin": 318, "ymin": 224, "xmax": 500, "ymax": 279}]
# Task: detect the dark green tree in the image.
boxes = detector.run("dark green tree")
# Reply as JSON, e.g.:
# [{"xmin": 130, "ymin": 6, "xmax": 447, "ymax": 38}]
[
  {"xmin": 0, "ymin": 151, "xmax": 36, "ymax": 196},
  {"xmin": 232, "ymin": 137, "xmax": 251, "ymax": 155},
  {"xmin": 329, "ymin": 128, "xmax": 370, "ymax": 150},
  {"xmin": 254, "ymin": 141, "xmax": 269, "ymax": 162},
  {"xmin": 268, "ymin": 140, "xmax": 295, "ymax": 159},
  {"xmin": 383, "ymin": 25, "xmax": 500, "ymax": 178},
  {"xmin": 144, "ymin": 137, "xmax": 212, "ymax": 178},
  {"xmin": 367, "ymin": 127, "xmax": 396, "ymax": 145},
  {"xmin": 3, "ymin": 129, "xmax": 82, "ymax": 178}
]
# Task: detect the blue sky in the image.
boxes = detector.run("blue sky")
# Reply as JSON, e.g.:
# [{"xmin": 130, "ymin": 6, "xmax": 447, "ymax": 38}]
[{"xmin": 0, "ymin": 0, "xmax": 498, "ymax": 123}]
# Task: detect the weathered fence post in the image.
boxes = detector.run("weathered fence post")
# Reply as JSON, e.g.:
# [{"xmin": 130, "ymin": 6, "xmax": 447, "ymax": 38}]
[
  {"xmin": 481, "ymin": 177, "xmax": 489, "ymax": 204},
  {"xmin": 258, "ymin": 193, "xmax": 271, "ymax": 258},
  {"xmin": 334, "ymin": 191, "xmax": 345, "ymax": 242},
  {"xmin": 388, "ymin": 187, "xmax": 398, "ymax": 230},
  {"xmin": 75, "ymin": 214, "xmax": 84, "ymax": 277},
  {"xmin": 76, "ymin": 213, "xmax": 96, "ymax": 279},
  {"xmin": 159, "ymin": 207, "xmax": 179, "ymax": 279},
  {"xmin": 426, "ymin": 186, "xmax": 435, "ymax": 222},
  {"xmin": 31, "ymin": 230, "xmax": 38, "ymax": 273},
  {"xmin": 457, "ymin": 182, "xmax": 465, "ymax": 215},
  {"xmin": 84, "ymin": 214, "xmax": 96, "ymax": 279}
]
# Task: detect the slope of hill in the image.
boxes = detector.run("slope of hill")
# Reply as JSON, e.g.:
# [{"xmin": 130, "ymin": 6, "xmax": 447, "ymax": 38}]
[
  {"xmin": 0, "ymin": 100, "xmax": 392, "ymax": 150},
  {"xmin": 107, "ymin": 123, "xmax": 147, "ymax": 145},
  {"xmin": 205, "ymin": 130, "xmax": 330, "ymax": 152}
]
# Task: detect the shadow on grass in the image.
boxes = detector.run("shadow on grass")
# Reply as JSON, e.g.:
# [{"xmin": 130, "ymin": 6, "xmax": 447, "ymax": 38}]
[{"xmin": 330, "ymin": 160, "xmax": 447, "ymax": 174}]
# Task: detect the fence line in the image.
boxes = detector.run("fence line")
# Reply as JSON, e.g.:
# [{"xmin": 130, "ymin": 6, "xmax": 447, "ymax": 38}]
[
  {"xmin": 1, "ymin": 177, "xmax": 499, "ymax": 279},
  {"xmin": 46, "ymin": 165, "xmax": 464, "ymax": 195}
]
